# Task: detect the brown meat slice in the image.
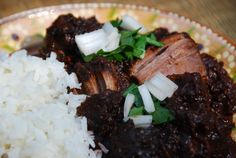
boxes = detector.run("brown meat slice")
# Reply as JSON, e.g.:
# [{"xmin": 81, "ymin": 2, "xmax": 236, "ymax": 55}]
[
  {"xmin": 74, "ymin": 62, "xmax": 100, "ymax": 94},
  {"xmin": 161, "ymin": 32, "xmax": 189, "ymax": 44},
  {"xmin": 129, "ymin": 33, "xmax": 206, "ymax": 83},
  {"xmin": 74, "ymin": 57, "xmax": 130, "ymax": 95}
]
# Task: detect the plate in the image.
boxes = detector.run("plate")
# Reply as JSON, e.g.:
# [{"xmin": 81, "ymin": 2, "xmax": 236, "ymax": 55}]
[{"xmin": 0, "ymin": 3, "xmax": 235, "ymax": 79}]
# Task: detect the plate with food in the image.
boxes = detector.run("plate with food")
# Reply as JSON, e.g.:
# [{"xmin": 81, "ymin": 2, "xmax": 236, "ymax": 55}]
[{"xmin": 0, "ymin": 3, "xmax": 235, "ymax": 158}]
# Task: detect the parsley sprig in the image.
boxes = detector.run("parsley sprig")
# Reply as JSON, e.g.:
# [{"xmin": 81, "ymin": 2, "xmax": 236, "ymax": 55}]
[
  {"xmin": 82, "ymin": 22, "xmax": 164, "ymax": 62},
  {"xmin": 123, "ymin": 83, "xmax": 175, "ymax": 125}
]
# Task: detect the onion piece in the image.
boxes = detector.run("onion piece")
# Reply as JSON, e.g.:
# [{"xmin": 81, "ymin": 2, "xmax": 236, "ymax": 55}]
[
  {"xmin": 102, "ymin": 22, "xmax": 121, "ymax": 52},
  {"xmin": 144, "ymin": 81, "xmax": 166, "ymax": 101},
  {"xmin": 138, "ymin": 84, "xmax": 155, "ymax": 113},
  {"xmin": 102, "ymin": 22, "xmax": 116, "ymax": 34},
  {"xmin": 123, "ymin": 93, "xmax": 135, "ymax": 121},
  {"xmin": 130, "ymin": 115, "xmax": 152, "ymax": 128},
  {"xmin": 75, "ymin": 29, "xmax": 108, "ymax": 56},
  {"xmin": 75, "ymin": 23, "xmax": 121, "ymax": 55},
  {"xmin": 150, "ymin": 73, "xmax": 178, "ymax": 97},
  {"xmin": 149, "ymin": 75, "xmax": 172, "ymax": 98},
  {"xmin": 156, "ymin": 72, "xmax": 178, "ymax": 96},
  {"xmin": 120, "ymin": 15, "xmax": 148, "ymax": 33}
]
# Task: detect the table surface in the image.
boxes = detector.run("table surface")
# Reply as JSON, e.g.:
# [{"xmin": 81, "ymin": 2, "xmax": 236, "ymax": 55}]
[{"xmin": 0, "ymin": 0, "xmax": 236, "ymax": 41}]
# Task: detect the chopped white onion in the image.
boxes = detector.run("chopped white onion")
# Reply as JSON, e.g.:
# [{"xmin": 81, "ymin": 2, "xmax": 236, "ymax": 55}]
[
  {"xmin": 149, "ymin": 73, "xmax": 178, "ymax": 98},
  {"xmin": 120, "ymin": 15, "xmax": 148, "ymax": 33},
  {"xmin": 75, "ymin": 29, "xmax": 108, "ymax": 56},
  {"xmin": 75, "ymin": 23, "xmax": 121, "ymax": 55},
  {"xmin": 102, "ymin": 22, "xmax": 116, "ymax": 34},
  {"xmin": 138, "ymin": 84, "xmax": 155, "ymax": 113},
  {"xmin": 123, "ymin": 93, "xmax": 135, "ymax": 121},
  {"xmin": 149, "ymin": 76, "xmax": 171, "ymax": 98},
  {"xmin": 156, "ymin": 72, "xmax": 178, "ymax": 95},
  {"xmin": 144, "ymin": 81, "xmax": 166, "ymax": 101},
  {"xmin": 102, "ymin": 22, "xmax": 121, "ymax": 52},
  {"xmin": 130, "ymin": 115, "xmax": 152, "ymax": 128}
]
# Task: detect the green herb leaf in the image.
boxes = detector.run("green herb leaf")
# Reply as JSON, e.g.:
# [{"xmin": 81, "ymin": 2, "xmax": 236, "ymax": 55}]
[
  {"xmin": 113, "ymin": 53, "xmax": 125, "ymax": 61},
  {"xmin": 146, "ymin": 37, "xmax": 164, "ymax": 47},
  {"xmin": 96, "ymin": 47, "xmax": 124, "ymax": 61},
  {"xmin": 149, "ymin": 33, "xmax": 157, "ymax": 41},
  {"xmin": 123, "ymin": 83, "xmax": 138, "ymax": 96},
  {"xmin": 120, "ymin": 29, "xmax": 139, "ymax": 46},
  {"xmin": 81, "ymin": 54, "xmax": 97, "ymax": 62},
  {"xmin": 110, "ymin": 19, "xmax": 123, "ymax": 27},
  {"xmin": 123, "ymin": 83, "xmax": 143, "ymax": 107},
  {"xmin": 124, "ymin": 51, "xmax": 134, "ymax": 60},
  {"xmin": 151, "ymin": 101, "xmax": 175, "ymax": 125},
  {"xmin": 133, "ymin": 35, "xmax": 147, "ymax": 58},
  {"xmin": 133, "ymin": 90, "xmax": 143, "ymax": 107},
  {"xmin": 129, "ymin": 106, "xmax": 144, "ymax": 116}
]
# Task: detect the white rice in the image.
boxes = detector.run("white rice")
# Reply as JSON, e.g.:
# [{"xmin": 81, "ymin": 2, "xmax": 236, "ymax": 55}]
[{"xmin": 0, "ymin": 50, "xmax": 99, "ymax": 158}]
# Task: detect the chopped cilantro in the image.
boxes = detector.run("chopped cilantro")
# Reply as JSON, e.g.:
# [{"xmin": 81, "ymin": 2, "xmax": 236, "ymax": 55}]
[
  {"xmin": 82, "ymin": 27, "xmax": 163, "ymax": 62},
  {"xmin": 129, "ymin": 106, "xmax": 144, "ymax": 116},
  {"xmin": 123, "ymin": 83, "xmax": 143, "ymax": 107},
  {"xmin": 120, "ymin": 29, "xmax": 140, "ymax": 46},
  {"xmin": 81, "ymin": 54, "xmax": 96, "ymax": 62},
  {"xmin": 110, "ymin": 19, "xmax": 123, "ymax": 27},
  {"xmin": 146, "ymin": 36, "xmax": 164, "ymax": 47},
  {"xmin": 123, "ymin": 83, "xmax": 138, "ymax": 96},
  {"xmin": 133, "ymin": 35, "xmax": 147, "ymax": 58},
  {"xmin": 149, "ymin": 33, "xmax": 157, "ymax": 41},
  {"xmin": 151, "ymin": 101, "xmax": 175, "ymax": 125}
]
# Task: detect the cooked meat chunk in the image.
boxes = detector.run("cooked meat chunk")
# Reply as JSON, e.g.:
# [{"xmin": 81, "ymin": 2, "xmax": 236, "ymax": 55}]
[
  {"xmin": 74, "ymin": 57, "xmax": 130, "ymax": 95},
  {"xmin": 201, "ymin": 53, "xmax": 236, "ymax": 115},
  {"xmin": 129, "ymin": 33, "xmax": 206, "ymax": 83},
  {"xmin": 45, "ymin": 14, "xmax": 102, "ymax": 54},
  {"xmin": 161, "ymin": 32, "xmax": 189, "ymax": 45},
  {"xmin": 103, "ymin": 123, "xmax": 181, "ymax": 158},
  {"xmin": 74, "ymin": 62, "xmax": 100, "ymax": 94},
  {"xmin": 40, "ymin": 14, "xmax": 103, "ymax": 71},
  {"xmin": 77, "ymin": 90, "xmax": 123, "ymax": 139},
  {"xmin": 166, "ymin": 73, "xmax": 236, "ymax": 157}
]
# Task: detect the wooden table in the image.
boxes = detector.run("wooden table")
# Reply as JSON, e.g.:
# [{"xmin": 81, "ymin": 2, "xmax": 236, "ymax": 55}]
[{"xmin": 0, "ymin": 0, "xmax": 236, "ymax": 41}]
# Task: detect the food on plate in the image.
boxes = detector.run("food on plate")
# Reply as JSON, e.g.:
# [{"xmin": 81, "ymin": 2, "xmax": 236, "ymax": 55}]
[{"xmin": 1, "ymin": 13, "xmax": 236, "ymax": 158}]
